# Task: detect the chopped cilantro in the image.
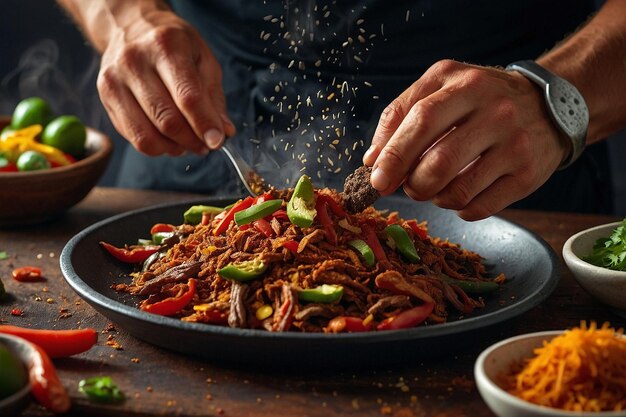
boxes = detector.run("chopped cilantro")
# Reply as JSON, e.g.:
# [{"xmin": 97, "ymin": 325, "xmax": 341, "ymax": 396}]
[{"xmin": 583, "ymin": 218, "xmax": 626, "ymax": 271}]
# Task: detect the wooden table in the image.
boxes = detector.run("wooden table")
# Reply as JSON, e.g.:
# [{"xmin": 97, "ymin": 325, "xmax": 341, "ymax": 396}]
[{"xmin": 1, "ymin": 187, "xmax": 622, "ymax": 417}]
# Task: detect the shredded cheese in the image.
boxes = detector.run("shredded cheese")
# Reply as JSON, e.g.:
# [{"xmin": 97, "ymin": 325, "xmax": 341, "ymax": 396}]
[{"xmin": 506, "ymin": 322, "xmax": 626, "ymax": 412}]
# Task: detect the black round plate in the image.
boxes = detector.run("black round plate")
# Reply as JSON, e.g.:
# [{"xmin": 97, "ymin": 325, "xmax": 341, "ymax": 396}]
[{"xmin": 60, "ymin": 196, "xmax": 559, "ymax": 368}]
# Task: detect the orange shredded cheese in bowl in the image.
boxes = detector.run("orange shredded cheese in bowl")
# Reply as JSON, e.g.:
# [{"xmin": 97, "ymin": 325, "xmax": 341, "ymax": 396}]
[{"xmin": 505, "ymin": 322, "xmax": 626, "ymax": 412}]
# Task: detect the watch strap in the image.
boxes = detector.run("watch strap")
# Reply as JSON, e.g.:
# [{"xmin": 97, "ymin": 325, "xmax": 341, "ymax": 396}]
[{"xmin": 506, "ymin": 60, "xmax": 588, "ymax": 170}]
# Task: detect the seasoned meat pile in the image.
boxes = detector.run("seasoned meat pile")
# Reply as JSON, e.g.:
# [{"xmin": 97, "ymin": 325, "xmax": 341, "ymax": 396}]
[{"xmin": 342, "ymin": 165, "xmax": 380, "ymax": 214}]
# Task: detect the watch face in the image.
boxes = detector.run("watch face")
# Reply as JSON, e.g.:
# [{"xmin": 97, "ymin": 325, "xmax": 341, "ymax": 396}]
[{"xmin": 546, "ymin": 78, "xmax": 588, "ymax": 142}]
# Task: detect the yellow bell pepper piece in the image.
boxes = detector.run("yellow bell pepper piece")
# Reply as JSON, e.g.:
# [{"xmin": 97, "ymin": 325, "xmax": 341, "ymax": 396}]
[{"xmin": 0, "ymin": 125, "xmax": 72, "ymax": 166}]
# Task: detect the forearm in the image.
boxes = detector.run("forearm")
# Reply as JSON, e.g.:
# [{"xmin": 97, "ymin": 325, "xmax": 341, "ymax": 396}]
[
  {"xmin": 537, "ymin": 0, "xmax": 626, "ymax": 144},
  {"xmin": 57, "ymin": 0, "xmax": 171, "ymax": 53}
]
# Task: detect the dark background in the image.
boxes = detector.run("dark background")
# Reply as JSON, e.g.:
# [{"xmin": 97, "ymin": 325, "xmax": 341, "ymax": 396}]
[{"xmin": 1, "ymin": 0, "xmax": 624, "ymax": 215}]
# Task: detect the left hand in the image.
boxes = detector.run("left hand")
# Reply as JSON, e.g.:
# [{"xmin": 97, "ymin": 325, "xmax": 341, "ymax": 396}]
[{"xmin": 363, "ymin": 59, "xmax": 572, "ymax": 221}]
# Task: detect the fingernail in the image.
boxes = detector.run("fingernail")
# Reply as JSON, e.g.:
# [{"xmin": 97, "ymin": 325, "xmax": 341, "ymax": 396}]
[
  {"xmin": 370, "ymin": 166, "xmax": 390, "ymax": 191},
  {"xmin": 203, "ymin": 129, "xmax": 224, "ymax": 149},
  {"xmin": 363, "ymin": 145, "xmax": 377, "ymax": 164}
]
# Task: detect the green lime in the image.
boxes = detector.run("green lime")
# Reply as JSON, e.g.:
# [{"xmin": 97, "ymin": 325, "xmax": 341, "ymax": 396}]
[
  {"xmin": 0, "ymin": 343, "xmax": 27, "ymax": 400},
  {"xmin": 16, "ymin": 150, "xmax": 51, "ymax": 171},
  {"xmin": 11, "ymin": 97, "xmax": 53, "ymax": 130},
  {"xmin": 41, "ymin": 115, "xmax": 86, "ymax": 157}
]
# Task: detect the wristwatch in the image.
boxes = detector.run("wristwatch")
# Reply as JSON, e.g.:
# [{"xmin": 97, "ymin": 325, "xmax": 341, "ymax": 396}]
[{"xmin": 505, "ymin": 60, "xmax": 588, "ymax": 170}]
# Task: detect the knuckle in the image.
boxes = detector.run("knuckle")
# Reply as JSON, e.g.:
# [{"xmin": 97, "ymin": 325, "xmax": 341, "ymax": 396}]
[
  {"xmin": 152, "ymin": 105, "xmax": 184, "ymax": 138},
  {"xmin": 118, "ymin": 46, "xmax": 143, "ymax": 72},
  {"xmin": 380, "ymin": 144, "xmax": 411, "ymax": 171},
  {"xmin": 176, "ymin": 85, "xmax": 203, "ymax": 110},
  {"xmin": 463, "ymin": 67, "xmax": 489, "ymax": 89},
  {"xmin": 494, "ymin": 97, "xmax": 518, "ymax": 124},
  {"xmin": 432, "ymin": 59, "xmax": 458, "ymax": 75},
  {"xmin": 131, "ymin": 132, "xmax": 158, "ymax": 156},
  {"xmin": 422, "ymin": 146, "xmax": 457, "ymax": 179},
  {"xmin": 150, "ymin": 26, "xmax": 182, "ymax": 54},
  {"xmin": 96, "ymin": 69, "xmax": 118, "ymax": 96},
  {"xmin": 436, "ymin": 182, "xmax": 473, "ymax": 210}
]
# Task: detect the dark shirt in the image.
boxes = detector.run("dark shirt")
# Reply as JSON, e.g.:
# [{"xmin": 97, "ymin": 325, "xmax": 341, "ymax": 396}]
[{"xmin": 118, "ymin": 0, "xmax": 612, "ymax": 214}]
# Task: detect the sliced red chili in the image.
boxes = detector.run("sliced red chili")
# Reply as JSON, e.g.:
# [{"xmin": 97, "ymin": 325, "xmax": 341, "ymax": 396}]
[
  {"xmin": 253, "ymin": 218, "xmax": 275, "ymax": 237},
  {"xmin": 150, "ymin": 223, "xmax": 176, "ymax": 234},
  {"xmin": 27, "ymin": 342, "xmax": 71, "ymax": 413},
  {"xmin": 315, "ymin": 198, "xmax": 337, "ymax": 245},
  {"xmin": 12, "ymin": 266, "xmax": 43, "ymax": 282},
  {"xmin": 100, "ymin": 241, "xmax": 159, "ymax": 263},
  {"xmin": 213, "ymin": 197, "xmax": 254, "ymax": 235},
  {"xmin": 406, "ymin": 219, "xmax": 428, "ymax": 240},
  {"xmin": 271, "ymin": 209, "xmax": 289, "ymax": 222},
  {"xmin": 141, "ymin": 278, "xmax": 196, "ymax": 316},
  {"xmin": 316, "ymin": 193, "xmax": 346, "ymax": 218},
  {"xmin": 282, "ymin": 240, "xmax": 300, "ymax": 254},
  {"xmin": 361, "ymin": 223, "xmax": 387, "ymax": 262},
  {"xmin": 376, "ymin": 303, "xmax": 434, "ymax": 331},
  {"xmin": 326, "ymin": 316, "xmax": 372, "ymax": 333},
  {"xmin": 0, "ymin": 325, "xmax": 97, "ymax": 358}
]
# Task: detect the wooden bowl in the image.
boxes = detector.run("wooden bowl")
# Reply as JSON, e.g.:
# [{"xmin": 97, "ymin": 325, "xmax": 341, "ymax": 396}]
[{"xmin": 0, "ymin": 116, "xmax": 112, "ymax": 227}]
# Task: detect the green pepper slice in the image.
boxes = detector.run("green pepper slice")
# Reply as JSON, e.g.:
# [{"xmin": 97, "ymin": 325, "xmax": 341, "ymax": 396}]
[
  {"xmin": 287, "ymin": 175, "xmax": 317, "ymax": 227},
  {"xmin": 217, "ymin": 258, "xmax": 268, "ymax": 281},
  {"xmin": 183, "ymin": 205, "xmax": 224, "ymax": 225},
  {"xmin": 78, "ymin": 376, "xmax": 124, "ymax": 403},
  {"xmin": 234, "ymin": 199, "xmax": 283, "ymax": 226},
  {"xmin": 348, "ymin": 239, "xmax": 376, "ymax": 267},
  {"xmin": 438, "ymin": 274, "xmax": 498, "ymax": 294},
  {"xmin": 151, "ymin": 231, "xmax": 175, "ymax": 245},
  {"xmin": 385, "ymin": 224, "xmax": 420, "ymax": 263},
  {"xmin": 298, "ymin": 284, "xmax": 344, "ymax": 303}
]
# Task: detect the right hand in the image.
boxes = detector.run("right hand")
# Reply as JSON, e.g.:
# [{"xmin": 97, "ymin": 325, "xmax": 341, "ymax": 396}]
[{"xmin": 97, "ymin": 10, "xmax": 235, "ymax": 156}]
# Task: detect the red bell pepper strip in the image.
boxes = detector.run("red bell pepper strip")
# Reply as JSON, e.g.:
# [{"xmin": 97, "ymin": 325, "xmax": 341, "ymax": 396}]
[
  {"xmin": 213, "ymin": 197, "xmax": 254, "ymax": 235},
  {"xmin": 141, "ymin": 278, "xmax": 196, "ymax": 316},
  {"xmin": 255, "ymin": 191, "xmax": 274, "ymax": 204},
  {"xmin": 0, "ymin": 325, "xmax": 97, "ymax": 358},
  {"xmin": 27, "ymin": 341, "xmax": 71, "ymax": 413},
  {"xmin": 253, "ymin": 218, "xmax": 275, "ymax": 237},
  {"xmin": 282, "ymin": 240, "xmax": 300, "ymax": 254},
  {"xmin": 100, "ymin": 241, "xmax": 159, "ymax": 263},
  {"xmin": 315, "ymin": 198, "xmax": 338, "ymax": 245},
  {"xmin": 0, "ymin": 161, "xmax": 18, "ymax": 172},
  {"xmin": 12, "ymin": 266, "xmax": 43, "ymax": 282},
  {"xmin": 150, "ymin": 223, "xmax": 176, "ymax": 234},
  {"xmin": 376, "ymin": 303, "xmax": 435, "ymax": 331},
  {"xmin": 361, "ymin": 223, "xmax": 387, "ymax": 262},
  {"xmin": 326, "ymin": 316, "xmax": 372, "ymax": 333},
  {"xmin": 316, "ymin": 193, "xmax": 346, "ymax": 218},
  {"xmin": 406, "ymin": 219, "xmax": 428, "ymax": 240}
]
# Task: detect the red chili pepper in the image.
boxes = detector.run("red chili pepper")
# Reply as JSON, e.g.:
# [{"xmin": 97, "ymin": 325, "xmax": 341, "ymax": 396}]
[
  {"xmin": 406, "ymin": 219, "xmax": 428, "ymax": 240},
  {"xmin": 326, "ymin": 316, "xmax": 372, "ymax": 333},
  {"xmin": 255, "ymin": 192, "xmax": 274, "ymax": 204},
  {"xmin": 213, "ymin": 197, "xmax": 254, "ymax": 235},
  {"xmin": 12, "ymin": 266, "xmax": 43, "ymax": 282},
  {"xmin": 316, "ymin": 193, "xmax": 346, "ymax": 218},
  {"xmin": 376, "ymin": 303, "xmax": 435, "ymax": 331},
  {"xmin": 10, "ymin": 308, "xmax": 23, "ymax": 316},
  {"xmin": 100, "ymin": 241, "xmax": 159, "ymax": 263},
  {"xmin": 0, "ymin": 325, "xmax": 97, "ymax": 358},
  {"xmin": 282, "ymin": 240, "xmax": 300, "ymax": 254},
  {"xmin": 271, "ymin": 209, "xmax": 289, "ymax": 222},
  {"xmin": 141, "ymin": 279, "xmax": 196, "ymax": 316},
  {"xmin": 27, "ymin": 341, "xmax": 71, "ymax": 413},
  {"xmin": 253, "ymin": 218, "xmax": 275, "ymax": 237},
  {"xmin": 361, "ymin": 223, "xmax": 388, "ymax": 262},
  {"xmin": 315, "ymin": 198, "xmax": 338, "ymax": 245},
  {"xmin": 150, "ymin": 223, "xmax": 176, "ymax": 234}
]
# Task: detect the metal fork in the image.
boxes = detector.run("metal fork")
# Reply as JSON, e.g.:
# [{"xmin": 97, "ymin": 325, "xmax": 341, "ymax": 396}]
[{"xmin": 220, "ymin": 140, "xmax": 267, "ymax": 196}]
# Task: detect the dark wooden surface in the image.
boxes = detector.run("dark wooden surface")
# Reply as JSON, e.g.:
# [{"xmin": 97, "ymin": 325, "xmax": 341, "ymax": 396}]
[{"xmin": 1, "ymin": 187, "xmax": 623, "ymax": 417}]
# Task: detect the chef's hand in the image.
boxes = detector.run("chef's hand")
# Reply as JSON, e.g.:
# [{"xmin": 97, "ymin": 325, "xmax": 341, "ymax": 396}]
[
  {"xmin": 363, "ymin": 59, "xmax": 571, "ymax": 221},
  {"xmin": 97, "ymin": 10, "xmax": 235, "ymax": 156}
]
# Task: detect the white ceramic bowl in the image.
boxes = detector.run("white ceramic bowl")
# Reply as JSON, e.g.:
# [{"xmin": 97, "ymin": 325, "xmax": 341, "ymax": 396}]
[
  {"xmin": 0, "ymin": 334, "xmax": 32, "ymax": 416},
  {"xmin": 474, "ymin": 331, "xmax": 626, "ymax": 417},
  {"xmin": 562, "ymin": 222, "xmax": 626, "ymax": 317}
]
